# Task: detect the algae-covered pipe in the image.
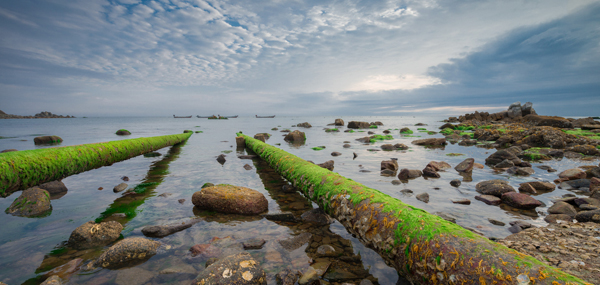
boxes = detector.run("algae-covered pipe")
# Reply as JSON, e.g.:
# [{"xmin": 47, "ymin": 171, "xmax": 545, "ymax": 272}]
[
  {"xmin": 238, "ymin": 134, "xmax": 589, "ymax": 285},
  {"xmin": 0, "ymin": 133, "xmax": 192, "ymax": 197}
]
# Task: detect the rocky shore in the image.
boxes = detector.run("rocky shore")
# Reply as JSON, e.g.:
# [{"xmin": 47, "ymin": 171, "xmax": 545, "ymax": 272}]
[{"xmin": 0, "ymin": 110, "xmax": 74, "ymax": 119}]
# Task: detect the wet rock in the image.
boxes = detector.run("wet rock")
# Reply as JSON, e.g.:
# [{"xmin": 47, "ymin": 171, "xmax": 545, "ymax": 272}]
[
  {"xmin": 216, "ymin": 154, "xmax": 227, "ymax": 164},
  {"xmin": 331, "ymin": 152, "xmax": 342, "ymax": 156},
  {"xmin": 506, "ymin": 166, "xmax": 535, "ymax": 176},
  {"xmin": 113, "ymin": 183, "xmax": 128, "ymax": 193},
  {"xmin": 284, "ymin": 130, "xmax": 306, "ymax": 142},
  {"xmin": 485, "ymin": 149, "xmax": 522, "ymax": 166},
  {"xmin": 68, "ymin": 221, "xmax": 123, "ymax": 249},
  {"xmin": 575, "ymin": 209, "xmax": 600, "ymax": 223},
  {"xmin": 381, "ymin": 159, "xmax": 398, "ymax": 171},
  {"xmin": 507, "ymin": 221, "xmax": 534, "ymax": 234},
  {"xmin": 34, "ymin": 135, "xmax": 63, "ymax": 145},
  {"xmin": 202, "ymin": 183, "xmax": 214, "ymax": 188},
  {"xmin": 450, "ymin": 179, "xmax": 461, "ymax": 187},
  {"xmin": 475, "ymin": 180, "xmax": 515, "ymax": 197},
  {"xmin": 94, "ymin": 237, "xmax": 160, "ymax": 269},
  {"xmin": 41, "ymin": 275, "xmax": 61, "ymax": 285},
  {"xmin": 519, "ymin": 181, "xmax": 555, "ymax": 193},
  {"xmin": 347, "ymin": 121, "xmax": 371, "ymax": 129},
  {"xmin": 44, "ymin": 258, "xmax": 82, "ymax": 281},
  {"xmin": 353, "ymin": 152, "xmax": 357, "ymax": 159},
  {"xmin": 566, "ymin": 145, "xmax": 600, "ymax": 156},
  {"xmin": 178, "ymin": 199, "xmax": 186, "ymax": 204},
  {"xmin": 452, "ymin": 199, "xmax": 471, "ymax": 205},
  {"xmin": 297, "ymin": 122, "xmax": 312, "ymax": 128},
  {"xmin": 142, "ymin": 220, "xmax": 197, "ymax": 238},
  {"xmin": 323, "ymin": 265, "xmax": 359, "ymax": 282},
  {"xmin": 37, "ymin": 180, "xmax": 68, "ymax": 198},
  {"xmin": 115, "ymin": 267, "xmax": 155, "ymax": 285},
  {"xmin": 501, "ymin": 192, "xmax": 542, "ymax": 210},
  {"xmin": 1, "ymin": 148, "xmax": 18, "ymax": 153},
  {"xmin": 559, "ymin": 168, "xmax": 586, "ymax": 180},
  {"xmin": 400, "ymin": 189, "xmax": 413, "ymax": 194},
  {"xmin": 238, "ymin": 155, "xmax": 258, "ymax": 159},
  {"xmin": 544, "ymin": 214, "xmax": 573, "ymax": 223},
  {"xmin": 243, "ymin": 164, "xmax": 253, "ymax": 170},
  {"xmin": 574, "ymin": 197, "xmax": 600, "ymax": 208},
  {"xmin": 454, "ymin": 158, "xmax": 474, "ymax": 173},
  {"xmin": 279, "ymin": 233, "xmax": 312, "ymax": 251},
  {"xmin": 488, "ymin": 219, "xmax": 505, "ymax": 226},
  {"xmin": 427, "ymin": 161, "xmax": 451, "ymax": 171},
  {"xmin": 398, "ymin": 169, "xmax": 422, "ymax": 179},
  {"xmin": 343, "ymin": 144, "xmax": 351, "ymax": 148},
  {"xmin": 411, "ymin": 138, "xmax": 447, "ymax": 146},
  {"xmin": 193, "ymin": 252, "xmax": 266, "ymax": 285},
  {"xmin": 559, "ymin": 179, "xmax": 590, "ymax": 190},
  {"xmin": 236, "ymin": 136, "xmax": 246, "ymax": 147},
  {"xmin": 518, "ymin": 183, "xmax": 537, "ymax": 194},
  {"xmin": 5, "ymin": 187, "xmax": 52, "ymax": 217},
  {"xmin": 422, "ymin": 166, "xmax": 440, "ymax": 178},
  {"xmin": 276, "ymin": 269, "xmax": 299, "ymax": 285},
  {"xmin": 475, "ymin": 195, "xmax": 502, "ymax": 206},
  {"xmin": 190, "ymin": 244, "xmax": 221, "ymax": 258},
  {"xmin": 192, "ymin": 184, "xmax": 268, "ymax": 215},
  {"xmin": 416, "ymin": 193, "xmax": 429, "ymax": 203},
  {"xmin": 301, "ymin": 208, "xmax": 334, "ymax": 226},
  {"xmin": 494, "ymin": 159, "xmax": 515, "ymax": 168},
  {"xmin": 243, "ymin": 238, "xmax": 266, "ymax": 250},
  {"xmin": 334, "ymin": 119, "xmax": 344, "ymax": 126},
  {"xmin": 380, "ymin": 144, "xmax": 394, "ymax": 151},
  {"xmin": 316, "ymin": 160, "xmax": 334, "ymax": 171}
]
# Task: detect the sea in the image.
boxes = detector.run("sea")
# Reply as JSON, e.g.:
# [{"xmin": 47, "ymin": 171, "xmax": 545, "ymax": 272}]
[{"xmin": 0, "ymin": 116, "xmax": 596, "ymax": 284}]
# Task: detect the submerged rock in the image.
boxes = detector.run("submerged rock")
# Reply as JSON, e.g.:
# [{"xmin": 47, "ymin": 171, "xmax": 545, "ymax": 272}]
[
  {"xmin": 68, "ymin": 221, "xmax": 123, "ymax": 249},
  {"xmin": 192, "ymin": 184, "xmax": 268, "ymax": 215},
  {"xmin": 37, "ymin": 180, "xmax": 68, "ymax": 199},
  {"xmin": 94, "ymin": 237, "xmax": 160, "ymax": 269},
  {"xmin": 40, "ymin": 275, "xmax": 61, "ymax": 285},
  {"xmin": 5, "ymin": 187, "xmax": 52, "ymax": 217},
  {"xmin": 34, "ymin": 135, "xmax": 63, "ymax": 145},
  {"xmin": 300, "ymin": 208, "xmax": 334, "ymax": 226},
  {"xmin": 192, "ymin": 252, "xmax": 266, "ymax": 285},
  {"xmin": 141, "ymin": 220, "xmax": 198, "ymax": 238}
]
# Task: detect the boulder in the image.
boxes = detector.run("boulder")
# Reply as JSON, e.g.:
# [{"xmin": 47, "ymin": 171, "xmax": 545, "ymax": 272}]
[
  {"xmin": 427, "ymin": 161, "xmax": 451, "ymax": 171},
  {"xmin": 347, "ymin": 121, "xmax": 371, "ymax": 129},
  {"xmin": 34, "ymin": 135, "xmax": 63, "ymax": 145},
  {"xmin": 192, "ymin": 252, "xmax": 266, "ymax": 285},
  {"xmin": 485, "ymin": 149, "xmax": 522, "ymax": 166},
  {"xmin": 475, "ymin": 195, "xmax": 502, "ymax": 206},
  {"xmin": 475, "ymin": 180, "xmax": 515, "ymax": 197},
  {"xmin": 243, "ymin": 238, "xmax": 266, "ymax": 250},
  {"xmin": 454, "ymin": 158, "xmax": 474, "ymax": 173},
  {"xmin": 5, "ymin": 187, "xmax": 52, "ymax": 217},
  {"xmin": 393, "ymin": 143, "xmax": 409, "ymax": 150},
  {"xmin": 297, "ymin": 122, "xmax": 312, "ymax": 128},
  {"xmin": 68, "ymin": 221, "xmax": 123, "ymax": 249},
  {"xmin": 521, "ymin": 102, "xmax": 533, "ymax": 115},
  {"xmin": 37, "ymin": 180, "xmax": 68, "ymax": 199},
  {"xmin": 216, "ymin": 154, "xmax": 227, "ymax": 164},
  {"xmin": 558, "ymin": 168, "xmax": 586, "ymax": 180},
  {"xmin": 381, "ymin": 159, "xmax": 398, "ymax": 171},
  {"xmin": 544, "ymin": 214, "xmax": 573, "ymax": 224},
  {"xmin": 558, "ymin": 179, "xmax": 590, "ymax": 190},
  {"xmin": 141, "ymin": 220, "xmax": 198, "ymax": 238},
  {"xmin": 40, "ymin": 275, "xmax": 61, "ymax": 285},
  {"xmin": 566, "ymin": 145, "xmax": 600, "ymax": 156},
  {"xmin": 495, "ymin": 159, "xmax": 515, "ymax": 168},
  {"xmin": 284, "ymin": 130, "xmax": 306, "ymax": 142},
  {"xmin": 116, "ymin": 129, "xmax": 131, "ymax": 135},
  {"xmin": 192, "ymin": 184, "xmax": 268, "ymax": 215},
  {"xmin": 236, "ymin": 136, "xmax": 245, "ymax": 147},
  {"xmin": 506, "ymin": 166, "xmax": 535, "ymax": 176},
  {"xmin": 253, "ymin": 134, "xmax": 267, "ymax": 142},
  {"xmin": 334, "ymin": 119, "xmax": 344, "ymax": 126},
  {"xmin": 519, "ymin": 181, "xmax": 555, "ymax": 192},
  {"xmin": 94, "ymin": 237, "xmax": 160, "ymax": 269},
  {"xmin": 398, "ymin": 169, "xmax": 422, "ymax": 180},
  {"xmin": 381, "ymin": 144, "xmax": 394, "ymax": 151},
  {"xmin": 411, "ymin": 138, "xmax": 447, "ymax": 146},
  {"xmin": 422, "ymin": 166, "xmax": 440, "ymax": 178},
  {"xmin": 575, "ymin": 209, "xmax": 600, "ymax": 223},
  {"xmin": 507, "ymin": 106, "xmax": 522, "ymax": 118},
  {"xmin": 501, "ymin": 192, "xmax": 542, "ymax": 210},
  {"xmin": 523, "ymin": 115, "xmax": 573, "ymax": 128}
]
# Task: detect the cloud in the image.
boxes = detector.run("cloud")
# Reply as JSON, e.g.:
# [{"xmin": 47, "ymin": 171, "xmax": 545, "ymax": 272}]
[{"xmin": 347, "ymin": 74, "xmax": 441, "ymax": 93}]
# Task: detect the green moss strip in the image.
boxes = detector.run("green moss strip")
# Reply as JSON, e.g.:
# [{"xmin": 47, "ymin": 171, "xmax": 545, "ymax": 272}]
[
  {"xmin": 0, "ymin": 133, "xmax": 192, "ymax": 197},
  {"xmin": 239, "ymin": 133, "xmax": 589, "ymax": 285}
]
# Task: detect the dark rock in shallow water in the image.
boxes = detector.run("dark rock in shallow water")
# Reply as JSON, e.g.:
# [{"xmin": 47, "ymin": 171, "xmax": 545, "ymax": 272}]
[
  {"xmin": 113, "ymin": 183, "xmax": 128, "ymax": 193},
  {"xmin": 216, "ymin": 154, "xmax": 226, "ymax": 164},
  {"xmin": 142, "ymin": 220, "xmax": 198, "ymax": 238},
  {"xmin": 34, "ymin": 135, "xmax": 63, "ymax": 145},
  {"xmin": 422, "ymin": 166, "xmax": 440, "ymax": 178},
  {"xmin": 279, "ymin": 233, "xmax": 312, "ymax": 251},
  {"xmin": 276, "ymin": 269, "xmax": 299, "ymax": 285},
  {"xmin": 243, "ymin": 238, "xmax": 266, "ymax": 250},
  {"xmin": 94, "ymin": 237, "xmax": 160, "ymax": 269},
  {"xmin": 575, "ymin": 209, "xmax": 600, "ymax": 223},
  {"xmin": 475, "ymin": 195, "xmax": 502, "ymax": 206},
  {"xmin": 69, "ymin": 221, "xmax": 123, "ymax": 249},
  {"xmin": 37, "ymin": 180, "xmax": 68, "ymax": 199},
  {"xmin": 454, "ymin": 158, "xmax": 474, "ymax": 173},
  {"xmin": 475, "ymin": 180, "xmax": 515, "ymax": 197},
  {"xmin": 264, "ymin": 213, "xmax": 298, "ymax": 223},
  {"xmin": 116, "ymin": 129, "xmax": 131, "ymax": 135},
  {"xmin": 416, "ymin": 193, "xmax": 429, "ymax": 203},
  {"xmin": 193, "ymin": 252, "xmax": 266, "ymax": 285},
  {"xmin": 5, "ymin": 187, "xmax": 52, "ymax": 217},
  {"xmin": 192, "ymin": 185, "xmax": 268, "ymax": 215},
  {"xmin": 450, "ymin": 179, "xmax": 461, "ymax": 187},
  {"xmin": 501, "ymin": 192, "xmax": 542, "ymax": 210},
  {"xmin": 301, "ymin": 208, "xmax": 334, "ymax": 226},
  {"xmin": 347, "ymin": 121, "xmax": 371, "ymax": 128},
  {"xmin": 548, "ymin": 201, "xmax": 577, "ymax": 217}
]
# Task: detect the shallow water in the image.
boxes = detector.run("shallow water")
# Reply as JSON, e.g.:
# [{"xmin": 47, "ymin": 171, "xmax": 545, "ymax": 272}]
[{"xmin": 0, "ymin": 116, "xmax": 597, "ymax": 284}]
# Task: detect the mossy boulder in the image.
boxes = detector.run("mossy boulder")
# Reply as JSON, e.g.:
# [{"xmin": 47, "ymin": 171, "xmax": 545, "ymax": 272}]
[
  {"xmin": 399, "ymin": 128, "xmax": 413, "ymax": 134},
  {"xmin": 284, "ymin": 130, "xmax": 306, "ymax": 142},
  {"xmin": 68, "ymin": 221, "xmax": 123, "ymax": 249},
  {"xmin": 5, "ymin": 187, "xmax": 52, "ymax": 217},
  {"xmin": 192, "ymin": 184, "xmax": 268, "ymax": 215},
  {"xmin": 192, "ymin": 252, "xmax": 266, "ymax": 285},
  {"xmin": 34, "ymin": 135, "xmax": 62, "ymax": 145},
  {"xmin": 93, "ymin": 237, "xmax": 160, "ymax": 269},
  {"xmin": 116, "ymin": 129, "xmax": 131, "ymax": 135}
]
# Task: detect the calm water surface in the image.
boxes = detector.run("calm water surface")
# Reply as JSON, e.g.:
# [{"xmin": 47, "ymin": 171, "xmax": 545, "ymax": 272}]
[{"xmin": 0, "ymin": 116, "xmax": 597, "ymax": 284}]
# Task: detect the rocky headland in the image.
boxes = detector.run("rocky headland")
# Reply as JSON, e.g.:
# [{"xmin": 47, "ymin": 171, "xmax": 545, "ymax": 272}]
[{"xmin": 0, "ymin": 110, "xmax": 74, "ymax": 119}]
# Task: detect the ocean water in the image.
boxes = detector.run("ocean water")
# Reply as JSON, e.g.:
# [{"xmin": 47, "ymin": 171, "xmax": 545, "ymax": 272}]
[{"xmin": 0, "ymin": 116, "xmax": 596, "ymax": 284}]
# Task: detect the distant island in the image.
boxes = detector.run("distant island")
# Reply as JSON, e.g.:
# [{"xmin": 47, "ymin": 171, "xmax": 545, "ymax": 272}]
[{"xmin": 0, "ymin": 110, "xmax": 75, "ymax": 119}]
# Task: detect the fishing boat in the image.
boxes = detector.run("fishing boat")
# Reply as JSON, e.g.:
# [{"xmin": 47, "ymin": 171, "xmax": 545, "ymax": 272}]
[
  {"xmin": 173, "ymin": 115, "xmax": 192, "ymax": 118},
  {"xmin": 197, "ymin": 115, "xmax": 211, "ymax": 118},
  {"xmin": 208, "ymin": 115, "xmax": 228, "ymax": 120},
  {"xmin": 256, "ymin": 115, "xmax": 275, "ymax": 118}
]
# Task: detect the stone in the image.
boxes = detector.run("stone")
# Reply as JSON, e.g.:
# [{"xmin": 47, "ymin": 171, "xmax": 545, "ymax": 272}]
[
  {"xmin": 279, "ymin": 233, "xmax": 312, "ymax": 251},
  {"xmin": 243, "ymin": 164, "xmax": 253, "ymax": 170},
  {"xmin": 316, "ymin": 245, "xmax": 337, "ymax": 257},
  {"xmin": 519, "ymin": 181, "xmax": 555, "ymax": 192},
  {"xmin": 115, "ymin": 129, "xmax": 131, "ymax": 136},
  {"xmin": 94, "ymin": 237, "xmax": 160, "ymax": 269},
  {"xmin": 400, "ymin": 189, "xmax": 413, "ymax": 194},
  {"xmin": 380, "ymin": 144, "xmax": 394, "ymax": 151},
  {"xmin": 115, "ymin": 267, "xmax": 155, "ymax": 285},
  {"xmin": 422, "ymin": 166, "xmax": 440, "ymax": 178},
  {"xmin": 548, "ymin": 201, "xmax": 580, "ymax": 217},
  {"xmin": 40, "ymin": 275, "xmax": 61, "ymax": 285},
  {"xmin": 575, "ymin": 209, "xmax": 600, "ymax": 223},
  {"xmin": 559, "ymin": 179, "xmax": 590, "ymax": 190},
  {"xmin": 34, "ymin": 135, "xmax": 63, "ymax": 145},
  {"xmin": 343, "ymin": 144, "xmax": 351, "ymax": 148},
  {"xmin": 297, "ymin": 122, "xmax": 312, "ymax": 128},
  {"xmin": 44, "ymin": 258, "xmax": 83, "ymax": 281},
  {"xmin": 411, "ymin": 138, "xmax": 447, "ymax": 146},
  {"xmin": 566, "ymin": 145, "xmax": 600, "ymax": 156},
  {"xmin": 113, "ymin": 183, "xmax": 128, "ymax": 193},
  {"xmin": 485, "ymin": 149, "xmax": 522, "ymax": 166},
  {"xmin": 501, "ymin": 192, "xmax": 542, "ymax": 210},
  {"xmin": 544, "ymin": 214, "xmax": 573, "ymax": 223},
  {"xmin": 394, "ymin": 143, "xmax": 409, "ymax": 150},
  {"xmin": 141, "ymin": 220, "xmax": 197, "ymax": 238},
  {"xmin": 190, "ymin": 244, "xmax": 221, "ymax": 258},
  {"xmin": 192, "ymin": 252, "xmax": 266, "ymax": 285},
  {"xmin": 192, "ymin": 184, "xmax": 268, "ymax": 215},
  {"xmin": 452, "ymin": 199, "xmax": 471, "ymax": 205},
  {"xmin": 506, "ymin": 166, "xmax": 535, "ymax": 176},
  {"xmin": 264, "ymin": 213, "xmax": 298, "ymax": 223},
  {"xmin": 243, "ymin": 238, "xmax": 266, "ymax": 250},
  {"xmin": 381, "ymin": 159, "xmax": 398, "ymax": 171},
  {"xmin": 427, "ymin": 161, "xmax": 451, "ymax": 171},
  {"xmin": 178, "ymin": 199, "xmax": 185, "ymax": 204},
  {"xmin": 475, "ymin": 180, "xmax": 516, "ymax": 197},
  {"xmin": 216, "ymin": 154, "xmax": 227, "ymax": 164},
  {"xmin": 236, "ymin": 136, "xmax": 245, "ymax": 147},
  {"xmin": 284, "ymin": 130, "xmax": 306, "ymax": 142},
  {"xmin": 518, "ymin": 183, "xmax": 537, "ymax": 194},
  {"xmin": 475, "ymin": 195, "xmax": 502, "ymax": 206},
  {"xmin": 450, "ymin": 179, "xmax": 461, "ymax": 187},
  {"xmin": 202, "ymin": 183, "xmax": 214, "ymax": 188},
  {"xmin": 276, "ymin": 269, "xmax": 299, "ymax": 285},
  {"xmin": 398, "ymin": 169, "xmax": 422, "ymax": 180},
  {"xmin": 331, "ymin": 152, "xmax": 341, "ymax": 156},
  {"xmin": 37, "ymin": 180, "xmax": 68, "ymax": 198},
  {"xmin": 334, "ymin": 119, "xmax": 344, "ymax": 126},
  {"xmin": 347, "ymin": 121, "xmax": 371, "ymax": 129},
  {"xmin": 494, "ymin": 159, "xmax": 514, "ymax": 168},
  {"xmin": 416, "ymin": 193, "xmax": 429, "ymax": 203},
  {"xmin": 488, "ymin": 219, "xmax": 505, "ymax": 226},
  {"xmin": 301, "ymin": 208, "xmax": 334, "ymax": 226},
  {"xmin": 454, "ymin": 158, "xmax": 474, "ymax": 173},
  {"xmin": 5, "ymin": 187, "xmax": 52, "ymax": 217},
  {"xmin": 68, "ymin": 221, "xmax": 123, "ymax": 249},
  {"xmin": 317, "ymin": 160, "xmax": 334, "ymax": 171},
  {"xmin": 558, "ymin": 168, "xmax": 586, "ymax": 180}
]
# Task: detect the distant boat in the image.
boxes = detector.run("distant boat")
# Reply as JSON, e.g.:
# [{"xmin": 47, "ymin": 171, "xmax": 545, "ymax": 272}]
[
  {"xmin": 197, "ymin": 115, "xmax": 211, "ymax": 118},
  {"xmin": 225, "ymin": 115, "xmax": 238, "ymax": 118},
  {"xmin": 256, "ymin": 115, "xmax": 275, "ymax": 118},
  {"xmin": 208, "ymin": 115, "xmax": 228, "ymax": 120},
  {"xmin": 173, "ymin": 115, "xmax": 192, "ymax": 118}
]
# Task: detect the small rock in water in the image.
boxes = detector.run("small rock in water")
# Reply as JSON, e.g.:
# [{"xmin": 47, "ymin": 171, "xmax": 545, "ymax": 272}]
[
  {"xmin": 243, "ymin": 238, "xmax": 266, "ymax": 250},
  {"xmin": 98, "ymin": 187, "xmax": 103, "ymax": 190},
  {"xmin": 243, "ymin": 164, "xmax": 253, "ymax": 170},
  {"xmin": 193, "ymin": 252, "xmax": 265, "ymax": 284},
  {"xmin": 142, "ymin": 220, "xmax": 197, "ymax": 238},
  {"xmin": 474, "ymin": 195, "xmax": 501, "ymax": 206},
  {"xmin": 416, "ymin": 192, "xmax": 429, "ymax": 203},
  {"xmin": 488, "ymin": 219, "xmax": 505, "ymax": 226},
  {"xmin": 113, "ymin": 183, "xmax": 128, "ymax": 193},
  {"xmin": 452, "ymin": 199, "xmax": 470, "ymax": 205},
  {"xmin": 331, "ymin": 152, "xmax": 341, "ymax": 156},
  {"xmin": 6, "ymin": 187, "xmax": 52, "ymax": 217},
  {"xmin": 400, "ymin": 189, "xmax": 413, "ymax": 194},
  {"xmin": 158, "ymin": 193, "xmax": 172, "ymax": 198},
  {"xmin": 216, "ymin": 154, "xmax": 226, "ymax": 164},
  {"xmin": 69, "ymin": 221, "xmax": 123, "ymax": 249},
  {"xmin": 391, "ymin": 180, "xmax": 401, "ymax": 185},
  {"xmin": 121, "ymin": 176, "xmax": 129, "ymax": 181},
  {"xmin": 454, "ymin": 158, "xmax": 474, "ymax": 173},
  {"xmin": 93, "ymin": 237, "xmax": 160, "ymax": 269},
  {"xmin": 450, "ymin": 179, "xmax": 461, "ymax": 187},
  {"xmin": 178, "ymin": 199, "xmax": 186, "ymax": 204}
]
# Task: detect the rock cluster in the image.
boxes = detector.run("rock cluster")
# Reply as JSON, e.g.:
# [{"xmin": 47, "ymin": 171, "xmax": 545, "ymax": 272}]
[{"xmin": 0, "ymin": 110, "xmax": 74, "ymax": 119}]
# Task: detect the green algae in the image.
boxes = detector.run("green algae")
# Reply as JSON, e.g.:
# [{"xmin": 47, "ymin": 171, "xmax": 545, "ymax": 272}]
[
  {"xmin": 369, "ymin": 125, "xmax": 378, "ymax": 129},
  {"xmin": 453, "ymin": 125, "xmax": 474, "ymax": 131},
  {"xmin": 0, "ymin": 132, "xmax": 191, "ymax": 197},
  {"xmin": 238, "ymin": 133, "xmax": 588, "ymax": 284},
  {"xmin": 369, "ymin": 135, "xmax": 394, "ymax": 143},
  {"xmin": 522, "ymin": 147, "xmax": 551, "ymax": 161},
  {"xmin": 348, "ymin": 130, "xmax": 355, "ymax": 133},
  {"xmin": 400, "ymin": 129, "xmax": 413, "ymax": 134},
  {"xmin": 440, "ymin": 128, "xmax": 453, "ymax": 135},
  {"xmin": 325, "ymin": 128, "xmax": 339, "ymax": 132},
  {"xmin": 446, "ymin": 153, "xmax": 464, "ymax": 156},
  {"xmin": 417, "ymin": 128, "xmax": 427, "ymax": 130},
  {"xmin": 311, "ymin": 147, "xmax": 324, "ymax": 151},
  {"xmin": 459, "ymin": 132, "xmax": 474, "ymax": 139},
  {"xmin": 427, "ymin": 131, "xmax": 436, "ymax": 135},
  {"xmin": 562, "ymin": 129, "xmax": 600, "ymax": 139}
]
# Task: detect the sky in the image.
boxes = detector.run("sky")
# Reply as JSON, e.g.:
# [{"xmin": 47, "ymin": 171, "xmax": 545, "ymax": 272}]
[{"xmin": 0, "ymin": 0, "xmax": 599, "ymax": 117}]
